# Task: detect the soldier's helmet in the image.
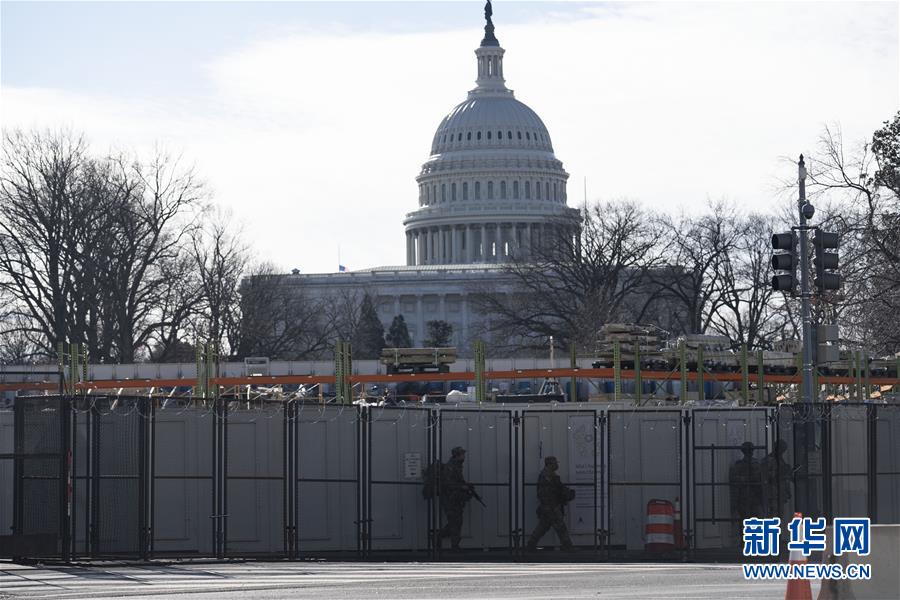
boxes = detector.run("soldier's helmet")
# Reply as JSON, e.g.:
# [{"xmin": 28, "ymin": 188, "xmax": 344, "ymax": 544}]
[
  {"xmin": 451, "ymin": 446, "xmax": 466, "ymax": 458},
  {"xmin": 544, "ymin": 456, "xmax": 559, "ymax": 466}
]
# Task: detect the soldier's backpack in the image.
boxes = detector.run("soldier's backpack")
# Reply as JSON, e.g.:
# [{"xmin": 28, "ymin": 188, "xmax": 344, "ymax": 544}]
[{"xmin": 422, "ymin": 460, "xmax": 442, "ymax": 499}]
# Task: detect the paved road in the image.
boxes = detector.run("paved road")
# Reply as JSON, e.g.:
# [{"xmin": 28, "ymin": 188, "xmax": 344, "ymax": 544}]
[{"xmin": 0, "ymin": 561, "xmax": 801, "ymax": 599}]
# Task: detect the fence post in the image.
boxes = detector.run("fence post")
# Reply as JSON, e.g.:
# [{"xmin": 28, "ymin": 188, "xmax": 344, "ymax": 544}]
[
  {"xmin": 867, "ymin": 405, "xmax": 877, "ymax": 522},
  {"xmin": 634, "ymin": 342, "xmax": 642, "ymax": 405},
  {"xmin": 474, "ymin": 340, "xmax": 486, "ymax": 403},
  {"xmin": 757, "ymin": 350, "xmax": 765, "ymax": 404},
  {"xmin": 680, "ymin": 340, "xmax": 688, "ymax": 404},
  {"xmin": 697, "ymin": 346, "xmax": 705, "ymax": 403},
  {"xmin": 740, "ymin": 344, "xmax": 749, "ymax": 405},
  {"xmin": 863, "ymin": 350, "xmax": 871, "ymax": 401},
  {"xmin": 570, "ymin": 344, "xmax": 578, "ymax": 403},
  {"xmin": 613, "ymin": 340, "xmax": 621, "ymax": 402}
]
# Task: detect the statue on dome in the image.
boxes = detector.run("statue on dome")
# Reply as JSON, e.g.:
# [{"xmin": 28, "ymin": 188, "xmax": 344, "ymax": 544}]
[{"xmin": 481, "ymin": 0, "xmax": 499, "ymax": 46}]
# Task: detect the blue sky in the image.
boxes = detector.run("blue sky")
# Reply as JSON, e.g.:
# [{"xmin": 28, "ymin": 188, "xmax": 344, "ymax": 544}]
[
  {"xmin": 2, "ymin": 1, "xmax": 898, "ymax": 273},
  {"xmin": 3, "ymin": 2, "xmax": 589, "ymax": 97}
]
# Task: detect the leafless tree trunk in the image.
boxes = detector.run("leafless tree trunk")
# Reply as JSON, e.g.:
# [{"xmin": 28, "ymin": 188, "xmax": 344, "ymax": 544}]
[{"xmin": 472, "ymin": 201, "xmax": 661, "ymax": 351}]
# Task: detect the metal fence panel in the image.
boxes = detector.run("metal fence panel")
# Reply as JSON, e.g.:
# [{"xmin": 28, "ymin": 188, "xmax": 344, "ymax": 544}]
[
  {"xmin": 367, "ymin": 405, "xmax": 433, "ymax": 555},
  {"xmin": 875, "ymin": 405, "xmax": 900, "ymax": 523},
  {"xmin": 521, "ymin": 407, "xmax": 601, "ymax": 551},
  {"xmin": 0, "ymin": 405, "xmax": 14, "ymax": 542},
  {"xmin": 691, "ymin": 408, "xmax": 771, "ymax": 553},
  {"xmin": 224, "ymin": 401, "xmax": 285, "ymax": 556},
  {"xmin": 153, "ymin": 400, "xmax": 214, "ymax": 557},
  {"xmin": 439, "ymin": 406, "xmax": 513, "ymax": 553},
  {"xmin": 296, "ymin": 403, "xmax": 360, "ymax": 556},
  {"xmin": 607, "ymin": 409, "xmax": 682, "ymax": 555},
  {"xmin": 829, "ymin": 404, "xmax": 869, "ymax": 518},
  {"xmin": 93, "ymin": 397, "xmax": 145, "ymax": 557}
]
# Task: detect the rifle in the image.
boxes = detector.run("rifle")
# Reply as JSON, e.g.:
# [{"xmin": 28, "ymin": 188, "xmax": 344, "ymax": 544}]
[{"xmin": 467, "ymin": 484, "xmax": 487, "ymax": 508}]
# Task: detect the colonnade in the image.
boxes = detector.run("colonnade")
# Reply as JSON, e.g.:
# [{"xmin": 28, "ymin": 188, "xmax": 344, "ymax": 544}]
[{"xmin": 405, "ymin": 222, "xmax": 560, "ymax": 265}]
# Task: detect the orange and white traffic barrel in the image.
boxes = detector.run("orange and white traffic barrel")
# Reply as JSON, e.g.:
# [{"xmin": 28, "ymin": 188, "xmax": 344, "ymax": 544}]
[
  {"xmin": 645, "ymin": 499, "xmax": 675, "ymax": 551},
  {"xmin": 785, "ymin": 512, "xmax": 813, "ymax": 600}
]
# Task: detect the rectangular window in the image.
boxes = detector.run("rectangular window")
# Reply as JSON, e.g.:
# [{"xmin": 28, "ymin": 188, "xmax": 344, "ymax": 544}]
[
  {"xmin": 463, "ymin": 182, "xmax": 468, "ymax": 200},
  {"xmin": 475, "ymin": 181, "xmax": 481, "ymax": 200}
]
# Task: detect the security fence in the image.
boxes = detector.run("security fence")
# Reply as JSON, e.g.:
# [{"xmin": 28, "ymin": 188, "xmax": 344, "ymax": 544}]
[{"xmin": 1, "ymin": 396, "xmax": 898, "ymax": 562}]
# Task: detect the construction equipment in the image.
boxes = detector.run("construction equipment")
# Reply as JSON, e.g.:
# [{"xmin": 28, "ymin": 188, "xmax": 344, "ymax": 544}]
[{"xmin": 380, "ymin": 347, "xmax": 457, "ymax": 374}]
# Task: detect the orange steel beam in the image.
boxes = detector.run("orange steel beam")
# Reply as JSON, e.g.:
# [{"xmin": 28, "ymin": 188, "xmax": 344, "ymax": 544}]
[{"xmin": 1, "ymin": 368, "xmax": 897, "ymax": 393}]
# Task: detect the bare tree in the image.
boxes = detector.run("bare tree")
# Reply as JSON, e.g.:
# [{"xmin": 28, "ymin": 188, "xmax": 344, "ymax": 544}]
[
  {"xmin": 235, "ymin": 263, "xmax": 333, "ymax": 359},
  {"xmin": 650, "ymin": 200, "xmax": 743, "ymax": 335},
  {"xmin": 472, "ymin": 201, "xmax": 661, "ymax": 351},
  {"xmin": 709, "ymin": 212, "xmax": 786, "ymax": 348},
  {"xmin": 794, "ymin": 117, "xmax": 900, "ymax": 353},
  {"xmin": 0, "ymin": 129, "xmax": 207, "ymax": 362},
  {"xmin": 191, "ymin": 210, "xmax": 248, "ymax": 356},
  {"xmin": 101, "ymin": 150, "xmax": 205, "ymax": 361},
  {"xmin": 0, "ymin": 130, "xmax": 90, "ymax": 357}
]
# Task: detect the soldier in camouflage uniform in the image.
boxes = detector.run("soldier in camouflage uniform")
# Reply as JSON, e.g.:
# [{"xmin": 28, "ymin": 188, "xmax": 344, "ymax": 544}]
[
  {"xmin": 526, "ymin": 456, "xmax": 575, "ymax": 551},
  {"xmin": 761, "ymin": 439, "xmax": 792, "ymax": 519},
  {"xmin": 438, "ymin": 446, "xmax": 470, "ymax": 549},
  {"xmin": 728, "ymin": 442, "xmax": 764, "ymax": 541}
]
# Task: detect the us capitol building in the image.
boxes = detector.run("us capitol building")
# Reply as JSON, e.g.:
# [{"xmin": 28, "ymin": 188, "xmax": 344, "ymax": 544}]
[{"xmin": 283, "ymin": 3, "xmax": 578, "ymax": 351}]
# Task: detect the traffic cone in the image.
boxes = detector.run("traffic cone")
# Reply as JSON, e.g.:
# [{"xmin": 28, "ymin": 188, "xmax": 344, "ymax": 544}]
[
  {"xmin": 785, "ymin": 512, "xmax": 813, "ymax": 600},
  {"xmin": 673, "ymin": 496, "xmax": 684, "ymax": 548}
]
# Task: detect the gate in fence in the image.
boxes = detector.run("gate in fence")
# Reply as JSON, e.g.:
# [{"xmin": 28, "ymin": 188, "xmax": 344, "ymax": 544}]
[{"xmin": 2, "ymin": 396, "xmax": 899, "ymax": 561}]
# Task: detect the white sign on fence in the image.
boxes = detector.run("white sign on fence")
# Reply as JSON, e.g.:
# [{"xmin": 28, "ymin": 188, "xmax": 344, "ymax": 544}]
[{"xmin": 403, "ymin": 452, "xmax": 422, "ymax": 480}]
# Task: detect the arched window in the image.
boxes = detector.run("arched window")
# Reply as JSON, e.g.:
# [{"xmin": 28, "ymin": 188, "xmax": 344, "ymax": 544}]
[
  {"xmin": 487, "ymin": 131, "xmax": 492, "ymax": 140},
  {"xmin": 432, "ymin": 185, "xmax": 436, "ymax": 202},
  {"xmin": 457, "ymin": 133, "xmax": 462, "ymax": 142},
  {"xmin": 507, "ymin": 130, "xmax": 512, "ymax": 140},
  {"xmin": 475, "ymin": 181, "xmax": 481, "ymax": 200},
  {"xmin": 442, "ymin": 135, "xmax": 446, "ymax": 143},
  {"xmin": 536, "ymin": 181, "xmax": 542, "ymax": 200},
  {"xmin": 488, "ymin": 181, "xmax": 494, "ymax": 199},
  {"xmin": 497, "ymin": 130, "xmax": 502, "ymax": 139},
  {"xmin": 477, "ymin": 131, "xmax": 482, "ymax": 140},
  {"xmin": 500, "ymin": 181, "xmax": 507, "ymax": 199},
  {"xmin": 451, "ymin": 182, "xmax": 457, "ymax": 201},
  {"xmin": 463, "ymin": 182, "xmax": 468, "ymax": 201},
  {"xmin": 441, "ymin": 184, "xmax": 446, "ymax": 202},
  {"xmin": 553, "ymin": 182, "xmax": 557, "ymax": 201},
  {"xmin": 467, "ymin": 132, "xmax": 472, "ymax": 141},
  {"xmin": 546, "ymin": 182, "xmax": 551, "ymax": 200},
  {"xmin": 526, "ymin": 132, "xmax": 531, "ymax": 140},
  {"xmin": 517, "ymin": 131, "xmax": 522, "ymax": 140},
  {"xmin": 525, "ymin": 181, "xmax": 531, "ymax": 199},
  {"xmin": 513, "ymin": 180, "xmax": 519, "ymax": 198}
]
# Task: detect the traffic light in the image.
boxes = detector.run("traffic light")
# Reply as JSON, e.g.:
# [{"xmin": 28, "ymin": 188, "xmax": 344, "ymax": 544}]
[
  {"xmin": 771, "ymin": 231, "xmax": 797, "ymax": 292},
  {"xmin": 813, "ymin": 230, "xmax": 840, "ymax": 290}
]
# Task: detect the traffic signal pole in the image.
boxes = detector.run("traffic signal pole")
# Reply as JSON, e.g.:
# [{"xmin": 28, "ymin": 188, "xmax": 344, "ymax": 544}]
[{"xmin": 797, "ymin": 155, "xmax": 815, "ymax": 404}]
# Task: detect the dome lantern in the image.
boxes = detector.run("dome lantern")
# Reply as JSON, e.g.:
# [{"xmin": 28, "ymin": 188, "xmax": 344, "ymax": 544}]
[{"xmin": 473, "ymin": 1, "xmax": 509, "ymax": 97}]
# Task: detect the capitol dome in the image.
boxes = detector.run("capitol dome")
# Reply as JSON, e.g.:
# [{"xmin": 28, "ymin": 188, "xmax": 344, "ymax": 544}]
[
  {"xmin": 430, "ymin": 96, "xmax": 554, "ymax": 155},
  {"xmin": 404, "ymin": 2, "xmax": 578, "ymax": 266}
]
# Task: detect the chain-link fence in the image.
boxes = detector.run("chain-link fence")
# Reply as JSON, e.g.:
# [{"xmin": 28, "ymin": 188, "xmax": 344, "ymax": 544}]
[{"xmin": 2, "ymin": 396, "xmax": 899, "ymax": 562}]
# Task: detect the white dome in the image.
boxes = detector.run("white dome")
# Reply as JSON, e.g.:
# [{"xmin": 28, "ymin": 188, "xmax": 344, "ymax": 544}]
[
  {"xmin": 431, "ymin": 96, "xmax": 554, "ymax": 155},
  {"xmin": 402, "ymin": 5, "xmax": 578, "ymax": 267}
]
